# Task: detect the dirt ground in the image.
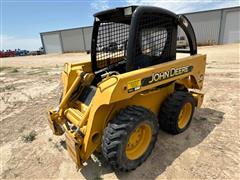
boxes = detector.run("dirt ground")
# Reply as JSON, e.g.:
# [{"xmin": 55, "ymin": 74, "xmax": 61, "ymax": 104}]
[{"xmin": 0, "ymin": 44, "xmax": 239, "ymax": 179}]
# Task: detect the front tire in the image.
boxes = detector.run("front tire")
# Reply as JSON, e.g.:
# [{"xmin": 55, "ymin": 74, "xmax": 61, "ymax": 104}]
[
  {"xmin": 159, "ymin": 91, "xmax": 195, "ymax": 134},
  {"xmin": 102, "ymin": 106, "xmax": 158, "ymax": 171}
]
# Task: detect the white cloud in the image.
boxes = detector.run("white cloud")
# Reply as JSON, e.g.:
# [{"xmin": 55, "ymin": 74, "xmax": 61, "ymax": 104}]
[
  {"xmin": 0, "ymin": 34, "xmax": 41, "ymax": 51},
  {"xmin": 212, "ymin": 0, "xmax": 240, "ymax": 9},
  {"xmin": 90, "ymin": 0, "xmax": 110, "ymax": 12},
  {"xmin": 126, "ymin": 0, "xmax": 240, "ymax": 14}
]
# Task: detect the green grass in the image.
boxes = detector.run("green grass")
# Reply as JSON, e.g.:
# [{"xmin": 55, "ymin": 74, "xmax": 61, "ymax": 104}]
[
  {"xmin": 30, "ymin": 66, "xmax": 45, "ymax": 69},
  {"xmin": 22, "ymin": 130, "xmax": 37, "ymax": 143},
  {"xmin": 10, "ymin": 68, "xmax": 19, "ymax": 73},
  {"xmin": 5, "ymin": 84, "xmax": 15, "ymax": 91},
  {"xmin": 0, "ymin": 66, "xmax": 11, "ymax": 72},
  {"xmin": 0, "ymin": 84, "xmax": 15, "ymax": 92},
  {"xmin": 54, "ymin": 142, "xmax": 62, "ymax": 152},
  {"xmin": 0, "ymin": 67, "xmax": 19, "ymax": 73}
]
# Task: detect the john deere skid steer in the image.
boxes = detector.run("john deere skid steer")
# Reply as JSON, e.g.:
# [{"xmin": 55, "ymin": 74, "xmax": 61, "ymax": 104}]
[{"xmin": 48, "ymin": 6, "xmax": 206, "ymax": 171}]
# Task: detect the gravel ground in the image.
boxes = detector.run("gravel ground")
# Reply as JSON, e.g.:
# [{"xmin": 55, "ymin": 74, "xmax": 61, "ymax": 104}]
[{"xmin": 0, "ymin": 43, "xmax": 239, "ymax": 179}]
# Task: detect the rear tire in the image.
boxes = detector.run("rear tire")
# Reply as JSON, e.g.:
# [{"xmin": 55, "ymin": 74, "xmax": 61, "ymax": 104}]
[
  {"xmin": 102, "ymin": 106, "xmax": 158, "ymax": 171},
  {"xmin": 159, "ymin": 91, "xmax": 195, "ymax": 134}
]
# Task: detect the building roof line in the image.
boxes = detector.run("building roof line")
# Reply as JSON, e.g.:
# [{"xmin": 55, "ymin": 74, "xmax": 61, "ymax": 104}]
[
  {"xmin": 40, "ymin": 25, "xmax": 93, "ymax": 35},
  {"xmin": 182, "ymin": 6, "xmax": 240, "ymax": 15}
]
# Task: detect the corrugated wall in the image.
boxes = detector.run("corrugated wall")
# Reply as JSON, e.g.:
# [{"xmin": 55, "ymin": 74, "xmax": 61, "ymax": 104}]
[
  {"xmin": 178, "ymin": 10, "xmax": 221, "ymax": 45},
  {"xmin": 82, "ymin": 27, "xmax": 93, "ymax": 51},
  {"xmin": 61, "ymin": 29, "xmax": 85, "ymax": 52},
  {"xmin": 178, "ymin": 7, "xmax": 240, "ymax": 45},
  {"xmin": 41, "ymin": 26, "xmax": 93, "ymax": 54},
  {"xmin": 186, "ymin": 11, "xmax": 221, "ymax": 45},
  {"xmin": 42, "ymin": 33, "xmax": 62, "ymax": 53},
  {"xmin": 222, "ymin": 10, "xmax": 240, "ymax": 44}
]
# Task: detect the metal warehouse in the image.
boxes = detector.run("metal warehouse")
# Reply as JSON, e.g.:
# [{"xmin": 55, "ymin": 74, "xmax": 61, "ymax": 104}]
[
  {"xmin": 40, "ymin": 26, "xmax": 92, "ymax": 54},
  {"xmin": 181, "ymin": 6, "xmax": 240, "ymax": 45},
  {"xmin": 40, "ymin": 6, "xmax": 240, "ymax": 54}
]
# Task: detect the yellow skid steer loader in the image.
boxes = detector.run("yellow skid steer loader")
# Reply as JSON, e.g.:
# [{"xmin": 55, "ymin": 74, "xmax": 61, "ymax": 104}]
[{"xmin": 48, "ymin": 6, "xmax": 206, "ymax": 171}]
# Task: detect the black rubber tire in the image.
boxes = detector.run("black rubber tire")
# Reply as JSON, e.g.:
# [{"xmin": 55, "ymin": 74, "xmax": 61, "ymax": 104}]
[
  {"xmin": 102, "ymin": 106, "xmax": 158, "ymax": 171},
  {"xmin": 159, "ymin": 91, "xmax": 195, "ymax": 135}
]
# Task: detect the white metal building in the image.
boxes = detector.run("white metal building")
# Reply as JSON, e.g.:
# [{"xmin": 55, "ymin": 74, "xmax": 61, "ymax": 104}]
[
  {"xmin": 40, "ymin": 6, "xmax": 240, "ymax": 54},
  {"xmin": 40, "ymin": 26, "xmax": 92, "ymax": 54},
  {"xmin": 181, "ymin": 6, "xmax": 240, "ymax": 45}
]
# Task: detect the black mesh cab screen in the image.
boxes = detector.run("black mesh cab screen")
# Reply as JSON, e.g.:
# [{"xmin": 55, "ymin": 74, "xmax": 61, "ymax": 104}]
[
  {"xmin": 92, "ymin": 6, "xmax": 178, "ymax": 72},
  {"xmin": 134, "ymin": 13, "xmax": 175, "ymax": 69},
  {"xmin": 96, "ymin": 22, "xmax": 129, "ymax": 70}
]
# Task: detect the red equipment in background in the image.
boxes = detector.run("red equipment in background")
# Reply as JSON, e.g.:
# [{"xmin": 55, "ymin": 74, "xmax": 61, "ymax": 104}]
[{"xmin": 0, "ymin": 50, "xmax": 16, "ymax": 58}]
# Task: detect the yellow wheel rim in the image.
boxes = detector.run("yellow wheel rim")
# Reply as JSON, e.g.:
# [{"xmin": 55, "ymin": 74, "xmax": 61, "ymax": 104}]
[
  {"xmin": 178, "ymin": 102, "xmax": 192, "ymax": 129},
  {"xmin": 125, "ymin": 123, "xmax": 152, "ymax": 160}
]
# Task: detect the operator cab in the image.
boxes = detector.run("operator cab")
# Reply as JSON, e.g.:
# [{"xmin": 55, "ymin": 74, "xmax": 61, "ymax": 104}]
[{"xmin": 91, "ymin": 6, "xmax": 197, "ymax": 83}]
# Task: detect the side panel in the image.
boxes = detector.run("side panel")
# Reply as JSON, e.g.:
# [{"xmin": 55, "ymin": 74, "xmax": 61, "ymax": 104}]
[
  {"xmin": 111, "ymin": 54, "xmax": 206, "ymax": 103},
  {"xmin": 114, "ymin": 84, "xmax": 175, "ymax": 116}
]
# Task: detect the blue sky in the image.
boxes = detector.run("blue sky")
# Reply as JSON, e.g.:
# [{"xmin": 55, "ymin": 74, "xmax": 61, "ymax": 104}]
[{"xmin": 1, "ymin": 0, "xmax": 239, "ymax": 50}]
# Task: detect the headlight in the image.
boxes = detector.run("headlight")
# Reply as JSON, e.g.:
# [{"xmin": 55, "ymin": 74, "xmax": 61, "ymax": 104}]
[{"xmin": 124, "ymin": 7, "xmax": 132, "ymax": 16}]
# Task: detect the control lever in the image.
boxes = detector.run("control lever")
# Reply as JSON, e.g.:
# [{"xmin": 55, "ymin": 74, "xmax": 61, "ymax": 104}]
[{"xmin": 101, "ymin": 71, "xmax": 119, "ymax": 79}]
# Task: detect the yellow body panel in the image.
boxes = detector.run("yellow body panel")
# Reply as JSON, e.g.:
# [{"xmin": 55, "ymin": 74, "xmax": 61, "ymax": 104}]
[{"xmin": 48, "ymin": 54, "xmax": 206, "ymax": 168}]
